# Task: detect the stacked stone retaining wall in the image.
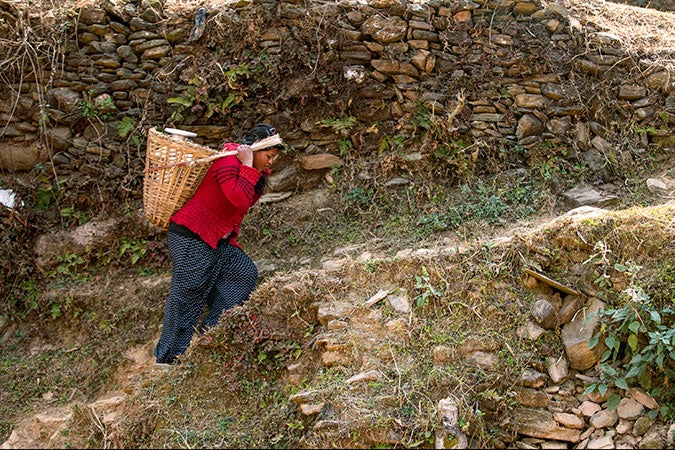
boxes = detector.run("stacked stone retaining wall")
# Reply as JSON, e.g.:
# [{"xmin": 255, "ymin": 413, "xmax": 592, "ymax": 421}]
[{"xmin": 0, "ymin": 0, "xmax": 673, "ymax": 195}]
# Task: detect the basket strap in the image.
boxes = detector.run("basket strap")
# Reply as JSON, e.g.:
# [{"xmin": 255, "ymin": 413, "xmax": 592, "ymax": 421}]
[
  {"xmin": 144, "ymin": 150, "xmax": 238, "ymax": 172},
  {"xmin": 144, "ymin": 134, "xmax": 283, "ymax": 172}
]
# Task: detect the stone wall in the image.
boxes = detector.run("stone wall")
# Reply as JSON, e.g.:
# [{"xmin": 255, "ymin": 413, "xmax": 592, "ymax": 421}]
[{"xmin": 0, "ymin": 0, "xmax": 673, "ymax": 196}]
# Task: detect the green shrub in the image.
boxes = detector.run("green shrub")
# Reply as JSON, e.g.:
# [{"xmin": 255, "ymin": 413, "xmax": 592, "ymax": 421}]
[{"xmin": 584, "ymin": 263, "xmax": 675, "ymax": 419}]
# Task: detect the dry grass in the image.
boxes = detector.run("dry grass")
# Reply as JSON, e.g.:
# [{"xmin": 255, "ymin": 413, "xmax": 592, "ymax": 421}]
[{"xmin": 557, "ymin": 0, "xmax": 674, "ymax": 68}]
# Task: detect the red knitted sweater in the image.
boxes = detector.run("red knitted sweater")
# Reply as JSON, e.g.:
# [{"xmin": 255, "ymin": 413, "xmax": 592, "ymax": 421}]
[{"xmin": 170, "ymin": 142, "xmax": 270, "ymax": 249}]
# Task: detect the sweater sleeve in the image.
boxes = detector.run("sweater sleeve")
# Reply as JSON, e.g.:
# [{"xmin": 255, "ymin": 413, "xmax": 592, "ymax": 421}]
[{"xmin": 209, "ymin": 152, "xmax": 262, "ymax": 210}]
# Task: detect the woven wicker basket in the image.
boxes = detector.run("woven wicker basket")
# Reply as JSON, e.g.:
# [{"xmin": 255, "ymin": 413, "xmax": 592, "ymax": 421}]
[{"xmin": 142, "ymin": 128, "xmax": 220, "ymax": 229}]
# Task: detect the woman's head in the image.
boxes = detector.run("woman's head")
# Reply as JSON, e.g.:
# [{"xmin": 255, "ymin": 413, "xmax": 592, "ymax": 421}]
[
  {"xmin": 242, "ymin": 124, "xmax": 283, "ymax": 171},
  {"xmin": 242, "ymin": 124, "xmax": 283, "ymax": 149}
]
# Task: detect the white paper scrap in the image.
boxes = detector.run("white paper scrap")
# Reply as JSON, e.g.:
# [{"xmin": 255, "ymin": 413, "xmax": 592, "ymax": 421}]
[{"xmin": 0, "ymin": 189, "xmax": 16, "ymax": 209}]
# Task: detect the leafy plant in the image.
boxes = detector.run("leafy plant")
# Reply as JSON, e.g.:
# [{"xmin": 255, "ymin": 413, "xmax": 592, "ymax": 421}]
[
  {"xmin": 118, "ymin": 238, "xmax": 148, "ymax": 265},
  {"xmin": 51, "ymin": 253, "xmax": 85, "ymax": 277},
  {"xmin": 584, "ymin": 262, "xmax": 675, "ymax": 419},
  {"xmin": 347, "ymin": 186, "xmax": 372, "ymax": 208},
  {"xmin": 520, "ymin": 140, "xmax": 571, "ymax": 181},
  {"xmin": 417, "ymin": 213, "xmax": 448, "ymax": 231},
  {"xmin": 635, "ymin": 124, "xmax": 658, "ymax": 135},
  {"xmin": 414, "ymin": 265, "xmax": 442, "ymax": 308},
  {"xmin": 338, "ymin": 138, "xmax": 353, "ymax": 156},
  {"xmin": 35, "ymin": 183, "xmax": 54, "ymax": 211},
  {"xmin": 432, "ymin": 140, "xmax": 476, "ymax": 178},
  {"xmin": 49, "ymin": 295, "xmax": 74, "ymax": 320},
  {"xmin": 60, "ymin": 207, "xmax": 88, "ymax": 227},
  {"xmin": 416, "ymin": 178, "xmax": 545, "ymax": 234},
  {"xmin": 411, "ymin": 102, "xmax": 434, "ymax": 135},
  {"xmin": 79, "ymin": 94, "xmax": 116, "ymax": 120},
  {"xmin": 583, "ymin": 241, "xmax": 615, "ymax": 295},
  {"xmin": 6, "ymin": 278, "xmax": 40, "ymax": 319},
  {"xmin": 168, "ymin": 68, "xmax": 250, "ymax": 124},
  {"xmin": 319, "ymin": 116, "xmax": 356, "ymax": 135},
  {"xmin": 377, "ymin": 134, "xmax": 405, "ymax": 155},
  {"xmin": 118, "ymin": 116, "xmax": 136, "ymax": 138},
  {"xmin": 119, "ymin": 116, "xmax": 143, "ymax": 149}
]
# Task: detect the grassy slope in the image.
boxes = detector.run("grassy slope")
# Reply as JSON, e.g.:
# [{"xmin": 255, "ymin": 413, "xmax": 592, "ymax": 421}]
[{"xmin": 2, "ymin": 192, "xmax": 673, "ymax": 447}]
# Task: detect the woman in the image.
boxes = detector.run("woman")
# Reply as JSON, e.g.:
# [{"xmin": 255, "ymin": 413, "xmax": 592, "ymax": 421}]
[{"xmin": 154, "ymin": 124, "xmax": 283, "ymax": 365}]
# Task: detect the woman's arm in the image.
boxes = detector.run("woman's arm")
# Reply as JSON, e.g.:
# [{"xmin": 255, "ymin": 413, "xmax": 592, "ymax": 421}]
[{"xmin": 210, "ymin": 153, "xmax": 262, "ymax": 210}]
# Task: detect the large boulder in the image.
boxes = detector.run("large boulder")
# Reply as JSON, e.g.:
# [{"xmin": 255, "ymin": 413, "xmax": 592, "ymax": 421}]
[{"xmin": 561, "ymin": 297, "xmax": 606, "ymax": 370}]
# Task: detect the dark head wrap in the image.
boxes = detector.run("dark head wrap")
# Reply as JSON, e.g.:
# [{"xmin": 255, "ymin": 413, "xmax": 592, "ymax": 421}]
[{"xmin": 242, "ymin": 124, "xmax": 284, "ymax": 151}]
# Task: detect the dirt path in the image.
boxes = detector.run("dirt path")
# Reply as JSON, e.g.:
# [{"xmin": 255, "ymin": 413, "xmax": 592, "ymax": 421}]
[{"xmin": 1, "ymin": 339, "xmax": 162, "ymax": 449}]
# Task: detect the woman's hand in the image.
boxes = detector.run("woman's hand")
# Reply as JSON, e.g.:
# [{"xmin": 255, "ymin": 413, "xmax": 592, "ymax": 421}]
[{"xmin": 236, "ymin": 144, "xmax": 253, "ymax": 167}]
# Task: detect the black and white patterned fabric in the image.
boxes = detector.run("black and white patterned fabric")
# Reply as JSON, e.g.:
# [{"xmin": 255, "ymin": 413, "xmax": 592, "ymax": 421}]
[{"xmin": 154, "ymin": 232, "xmax": 258, "ymax": 364}]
